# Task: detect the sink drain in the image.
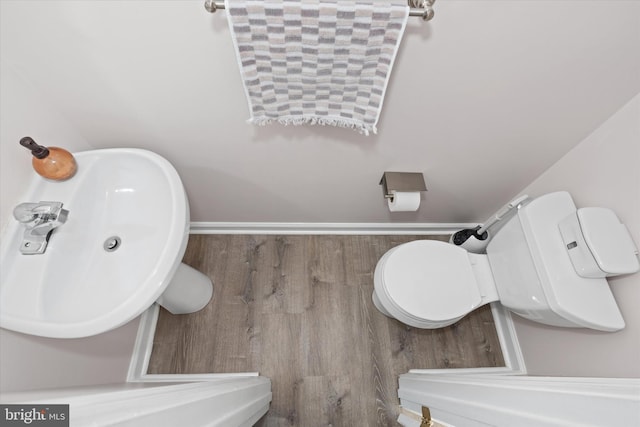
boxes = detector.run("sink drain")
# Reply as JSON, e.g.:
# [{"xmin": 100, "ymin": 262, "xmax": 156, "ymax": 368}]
[{"xmin": 103, "ymin": 236, "xmax": 122, "ymax": 252}]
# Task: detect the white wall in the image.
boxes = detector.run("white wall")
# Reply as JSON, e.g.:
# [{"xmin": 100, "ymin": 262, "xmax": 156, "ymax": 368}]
[
  {"xmin": 513, "ymin": 93, "xmax": 640, "ymax": 378},
  {"xmin": 0, "ymin": 62, "xmax": 94, "ymax": 230},
  {"xmin": 0, "ymin": 320, "xmax": 139, "ymax": 394},
  {"xmin": 1, "ymin": 1, "xmax": 639, "ymax": 224}
]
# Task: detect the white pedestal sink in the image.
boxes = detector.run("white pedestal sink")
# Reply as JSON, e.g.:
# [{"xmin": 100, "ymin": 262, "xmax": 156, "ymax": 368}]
[{"xmin": 0, "ymin": 148, "xmax": 212, "ymax": 338}]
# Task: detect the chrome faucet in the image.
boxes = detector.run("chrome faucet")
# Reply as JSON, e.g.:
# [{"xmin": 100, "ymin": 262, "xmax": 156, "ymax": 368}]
[{"xmin": 13, "ymin": 201, "xmax": 69, "ymax": 254}]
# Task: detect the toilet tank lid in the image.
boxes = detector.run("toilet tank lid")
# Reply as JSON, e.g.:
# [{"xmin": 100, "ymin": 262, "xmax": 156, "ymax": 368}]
[{"xmin": 577, "ymin": 208, "xmax": 640, "ymax": 275}]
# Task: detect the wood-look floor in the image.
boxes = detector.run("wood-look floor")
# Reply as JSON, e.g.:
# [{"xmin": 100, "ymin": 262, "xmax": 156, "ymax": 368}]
[{"xmin": 149, "ymin": 235, "xmax": 504, "ymax": 426}]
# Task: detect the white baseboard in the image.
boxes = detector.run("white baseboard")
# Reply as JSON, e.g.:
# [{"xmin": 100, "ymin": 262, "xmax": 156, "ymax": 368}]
[
  {"xmin": 409, "ymin": 302, "xmax": 526, "ymax": 375},
  {"xmin": 127, "ymin": 304, "xmax": 259, "ymax": 383},
  {"xmin": 129, "ymin": 223, "xmax": 525, "ymax": 381},
  {"xmin": 490, "ymin": 302, "xmax": 527, "ymax": 374},
  {"xmin": 130, "ymin": 297, "xmax": 525, "ymax": 381},
  {"xmin": 190, "ymin": 222, "xmax": 477, "ymax": 235}
]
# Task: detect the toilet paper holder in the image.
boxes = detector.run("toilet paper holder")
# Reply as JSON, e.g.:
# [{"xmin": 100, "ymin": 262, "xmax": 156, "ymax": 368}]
[{"xmin": 379, "ymin": 172, "xmax": 427, "ymax": 200}]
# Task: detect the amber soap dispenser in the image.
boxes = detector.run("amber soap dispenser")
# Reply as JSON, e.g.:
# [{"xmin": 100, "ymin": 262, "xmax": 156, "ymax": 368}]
[{"xmin": 20, "ymin": 136, "xmax": 77, "ymax": 181}]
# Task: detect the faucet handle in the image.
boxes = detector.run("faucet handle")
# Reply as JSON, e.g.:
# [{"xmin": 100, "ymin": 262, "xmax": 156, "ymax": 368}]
[
  {"xmin": 13, "ymin": 201, "xmax": 68, "ymax": 225},
  {"xmin": 13, "ymin": 203, "xmax": 40, "ymax": 223}
]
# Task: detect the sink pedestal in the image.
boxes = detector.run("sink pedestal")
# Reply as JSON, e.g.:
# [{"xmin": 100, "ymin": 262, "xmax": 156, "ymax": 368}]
[{"xmin": 156, "ymin": 263, "xmax": 213, "ymax": 314}]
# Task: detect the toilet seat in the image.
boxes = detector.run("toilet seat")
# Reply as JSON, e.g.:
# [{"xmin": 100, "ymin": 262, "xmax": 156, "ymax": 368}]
[{"xmin": 374, "ymin": 240, "xmax": 483, "ymax": 326}]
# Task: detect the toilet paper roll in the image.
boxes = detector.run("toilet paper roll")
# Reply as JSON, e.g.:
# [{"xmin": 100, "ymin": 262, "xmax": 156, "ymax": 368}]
[{"xmin": 388, "ymin": 191, "xmax": 421, "ymax": 212}]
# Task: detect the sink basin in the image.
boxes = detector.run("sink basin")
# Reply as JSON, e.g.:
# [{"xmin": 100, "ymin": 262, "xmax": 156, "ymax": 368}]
[{"xmin": 0, "ymin": 148, "xmax": 193, "ymax": 338}]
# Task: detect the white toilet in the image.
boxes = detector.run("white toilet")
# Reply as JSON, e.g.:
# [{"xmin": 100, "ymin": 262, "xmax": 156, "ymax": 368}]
[{"xmin": 373, "ymin": 192, "xmax": 639, "ymax": 331}]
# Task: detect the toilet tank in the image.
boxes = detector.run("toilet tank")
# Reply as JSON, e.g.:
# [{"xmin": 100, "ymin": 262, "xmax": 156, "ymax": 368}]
[{"xmin": 486, "ymin": 191, "xmax": 625, "ymax": 331}]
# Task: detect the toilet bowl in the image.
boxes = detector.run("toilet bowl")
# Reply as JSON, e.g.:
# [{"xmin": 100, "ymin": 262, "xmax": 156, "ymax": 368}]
[{"xmin": 373, "ymin": 240, "xmax": 499, "ymax": 328}]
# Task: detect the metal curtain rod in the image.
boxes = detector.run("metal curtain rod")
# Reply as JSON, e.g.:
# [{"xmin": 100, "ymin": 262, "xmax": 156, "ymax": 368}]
[{"xmin": 205, "ymin": 0, "xmax": 435, "ymax": 21}]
